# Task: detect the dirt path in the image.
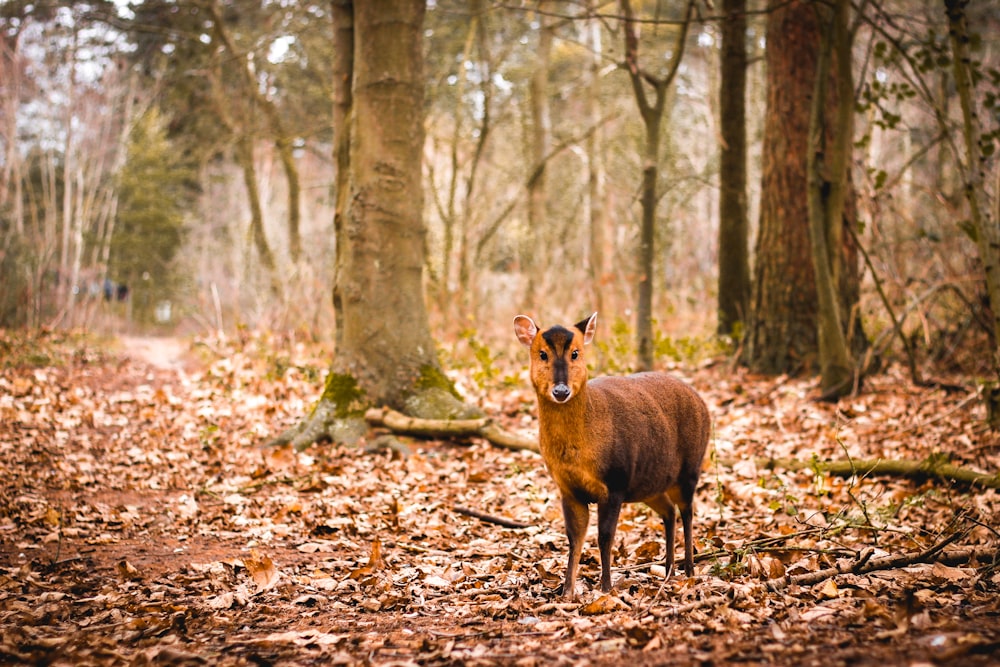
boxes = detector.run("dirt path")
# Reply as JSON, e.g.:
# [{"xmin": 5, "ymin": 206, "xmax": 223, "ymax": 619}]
[{"xmin": 118, "ymin": 335, "xmax": 192, "ymax": 371}]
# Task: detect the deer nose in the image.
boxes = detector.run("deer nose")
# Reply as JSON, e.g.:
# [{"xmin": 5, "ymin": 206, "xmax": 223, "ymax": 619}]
[{"xmin": 551, "ymin": 384, "xmax": 571, "ymax": 402}]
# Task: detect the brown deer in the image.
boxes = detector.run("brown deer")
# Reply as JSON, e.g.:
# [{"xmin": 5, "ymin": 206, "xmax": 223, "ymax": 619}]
[{"xmin": 514, "ymin": 312, "xmax": 710, "ymax": 599}]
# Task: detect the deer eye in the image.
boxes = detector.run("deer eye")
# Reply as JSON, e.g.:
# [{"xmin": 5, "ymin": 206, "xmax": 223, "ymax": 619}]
[
  {"xmin": 539, "ymin": 350, "xmax": 548, "ymax": 362},
  {"xmin": 571, "ymin": 349, "xmax": 579, "ymax": 360}
]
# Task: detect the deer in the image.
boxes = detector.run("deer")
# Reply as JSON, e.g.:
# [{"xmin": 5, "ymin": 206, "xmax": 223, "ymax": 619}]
[{"xmin": 513, "ymin": 312, "xmax": 710, "ymax": 599}]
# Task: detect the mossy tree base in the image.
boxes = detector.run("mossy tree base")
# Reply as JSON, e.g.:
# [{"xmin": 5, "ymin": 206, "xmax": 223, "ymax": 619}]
[{"xmin": 266, "ymin": 371, "xmax": 486, "ymax": 451}]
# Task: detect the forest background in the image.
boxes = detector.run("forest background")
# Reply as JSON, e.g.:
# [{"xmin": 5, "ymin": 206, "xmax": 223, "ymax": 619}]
[
  {"xmin": 2, "ymin": 2, "xmax": 1000, "ymax": 665},
  {"xmin": 1, "ymin": 0, "xmax": 997, "ymax": 392}
]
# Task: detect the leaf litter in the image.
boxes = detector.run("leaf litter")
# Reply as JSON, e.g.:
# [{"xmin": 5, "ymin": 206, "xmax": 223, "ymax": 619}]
[{"xmin": 0, "ymin": 329, "xmax": 998, "ymax": 666}]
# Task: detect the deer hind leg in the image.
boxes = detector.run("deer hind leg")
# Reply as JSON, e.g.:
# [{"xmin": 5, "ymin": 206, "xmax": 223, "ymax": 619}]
[
  {"xmin": 644, "ymin": 493, "xmax": 678, "ymax": 578},
  {"xmin": 596, "ymin": 497, "xmax": 623, "ymax": 592}
]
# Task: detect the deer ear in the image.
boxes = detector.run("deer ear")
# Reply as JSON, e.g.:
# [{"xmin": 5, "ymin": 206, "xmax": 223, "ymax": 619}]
[
  {"xmin": 576, "ymin": 312, "xmax": 597, "ymax": 345},
  {"xmin": 513, "ymin": 315, "xmax": 539, "ymax": 347}
]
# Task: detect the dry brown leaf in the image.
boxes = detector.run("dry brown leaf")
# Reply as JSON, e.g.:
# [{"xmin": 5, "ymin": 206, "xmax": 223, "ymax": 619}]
[{"xmin": 243, "ymin": 550, "xmax": 280, "ymax": 592}]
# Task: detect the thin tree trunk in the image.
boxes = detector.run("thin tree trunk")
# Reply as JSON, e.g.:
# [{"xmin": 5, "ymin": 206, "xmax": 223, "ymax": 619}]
[
  {"xmin": 945, "ymin": 0, "xmax": 1000, "ymax": 425},
  {"xmin": 525, "ymin": 1, "xmax": 553, "ymax": 305},
  {"xmin": 717, "ymin": 0, "xmax": 750, "ymax": 336},
  {"xmin": 621, "ymin": 0, "xmax": 693, "ymax": 371},
  {"xmin": 585, "ymin": 1, "xmax": 608, "ymax": 317},
  {"xmin": 331, "ymin": 0, "xmax": 354, "ymax": 352},
  {"xmin": 807, "ymin": 0, "xmax": 855, "ymax": 399},
  {"xmin": 208, "ymin": 1, "xmax": 302, "ymax": 265},
  {"xmin": 235, "ymin": 135, "xmax": 280, "ymax": 296}
]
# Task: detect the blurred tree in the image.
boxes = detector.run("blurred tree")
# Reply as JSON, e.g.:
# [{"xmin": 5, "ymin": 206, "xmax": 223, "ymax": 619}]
[
  {"xmin": 272, "ymin": 0, "xmax": 477, "ymax": 450},
  {"xmin": 944, "ymin": 0, "xmax": 1000, "ymax": 425},
  {"xmin": 110, "ymin": 108, "xmax": 190, "ymax": 324},
  {"xmin": 717, "ymin": 0, "xmax": 750, "ymax": 337},
  {"xmin": 525, "ymin": 1, "xmax": 554, "ymax": 305},
  {"xmin": 620, "ymin": 0, "xmax": 695, "ymax": 371}
]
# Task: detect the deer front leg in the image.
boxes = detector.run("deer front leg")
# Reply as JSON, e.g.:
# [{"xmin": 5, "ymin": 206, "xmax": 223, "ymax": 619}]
[{"xmin": 561, "ymin": 494, "xmax": 590, "ymax": 600}]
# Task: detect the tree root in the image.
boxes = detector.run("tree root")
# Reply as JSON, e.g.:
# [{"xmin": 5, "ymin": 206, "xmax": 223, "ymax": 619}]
[
  {"xmin": 365, "ymin": 407, "xmax": 539, "ymax": 452},
  {"xmin": 265, "ymin": 399, "xmax": 367, "ymax": 450}
]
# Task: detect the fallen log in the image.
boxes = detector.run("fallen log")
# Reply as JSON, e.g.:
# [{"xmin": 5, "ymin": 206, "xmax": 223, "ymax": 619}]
[{"xmin": 741, "ymin": 456, "xmax": 1000, "ymax": 490}]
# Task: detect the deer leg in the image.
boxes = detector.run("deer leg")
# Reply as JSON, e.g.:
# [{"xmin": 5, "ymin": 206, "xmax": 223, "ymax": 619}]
[
  {"xmin": 561, "ymin": 494, "xmax": 590, "ymax": 600},
  {"xmin": 596, "ymin": 498, "xmax": 623, "ymax": 592}
]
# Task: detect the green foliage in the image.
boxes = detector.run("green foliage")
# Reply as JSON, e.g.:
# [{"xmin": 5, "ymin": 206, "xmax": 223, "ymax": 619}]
[
  {"xmin": 594, "ymin": 316, "xmax": 636, "ymax": 374},
  {"xmin": 416, "ymin": 363, "xmax": 462, "ymax": 400},
  {"xmin": 458, "ymin": 328, "xmax": 501, "ymax": 389},
  {"xmin": 594, "ymin": 315, "xmax": 733, "ymax": 373},
  {"xmin": 110, "ymin": 108, "xmax": 192, "ymax": 325}
]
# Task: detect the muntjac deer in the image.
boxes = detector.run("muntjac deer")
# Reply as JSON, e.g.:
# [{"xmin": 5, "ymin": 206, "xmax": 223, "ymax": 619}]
[{"xmin": 514, "ymin": 312, "xmax": 710, "ymax": 599}]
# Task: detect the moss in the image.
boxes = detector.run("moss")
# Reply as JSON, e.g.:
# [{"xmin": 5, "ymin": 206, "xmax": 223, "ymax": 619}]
[
  {"xmin": 415, "ymin": 363, "xmax": 462, "ymax": 400},
  {"xmin": 318, "ymin": 372, "xmax": 369, "ymax": 418}
]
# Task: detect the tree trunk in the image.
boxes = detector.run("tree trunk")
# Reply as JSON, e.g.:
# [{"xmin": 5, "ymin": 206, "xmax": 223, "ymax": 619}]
[
  {"xmin": 945, "ymin": 0, "xmax": 1000, "ymax": 426},
  {"xmin": 208, "ymin": 1, "xmax": 302, "ymax": 265},
  {"xmin": 746, "ymin": 0, "xmax": 864, "ymax": 380},
  {"xmin": 270, "ymin": 0, "xmax": 477, "ymax": 450},
  {"xmin": 585, "ymin": 2, "xmax": 608, "ymax": 318},
  {"xmin": 525, "ymin": 1, "xmax": 553, "ymax": 305},
  {"xmin": 620, "ymin": 0, "xmax": 693, "ymax": 372},
  {"xmin": 807, "ymin": 0, "xmax": 855, "ymax": 399},
  {"xmin": 717, "ymin": 0, "xmax": 750, "ymax": 337},
  {"xmin": 235, "ymin": 134, "xmax": 280, "ymax": 297},
  {"xmin": 330, "ymin": 0, "xmax": 353, "ymax": 353}
]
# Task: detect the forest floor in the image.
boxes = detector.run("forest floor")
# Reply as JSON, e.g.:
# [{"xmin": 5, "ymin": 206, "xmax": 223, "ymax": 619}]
[{"xmin": 1, "ymin": 328, "xmax": 999, "ymax": 666}]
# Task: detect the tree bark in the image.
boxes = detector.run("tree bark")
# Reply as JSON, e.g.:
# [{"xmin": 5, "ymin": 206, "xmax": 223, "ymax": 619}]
[
  {"xmin": 807, "ymin": 0, "xmax": 855, "ymax": 399},
  {"xmin": 746, "ymin": 0, "xmax": 864, "ymax": 381},
  {"xmin": 525, "ymin": 1, "xmax": 553, "ymax": 305},
  {"xmin": 945, "ymin": 0, "xmax": 1000, "ymax": 427},
  {"xmin": 717, "ymin": 0, "xmax": 750, "ymax": 337},
  {"xmin": 330, "ymin": 0, "xmax": 353, "ymax": 353},
  {"xmin": 270, "ymin": 0, "xmax": 478, "ymax": 450}
]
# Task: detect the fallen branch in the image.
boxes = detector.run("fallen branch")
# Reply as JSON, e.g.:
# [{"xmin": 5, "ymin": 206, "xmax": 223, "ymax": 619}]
[
  {"xmin": 364, "ymin": 407, "xmax": 539, "ymax": 453},
  {"xmin": 454, "ymin": 505, "xmax": 533, "ymax": 529},
  {"xmin": 721, "ymin": 455, "xmax": 1000, "ymax": 490}
]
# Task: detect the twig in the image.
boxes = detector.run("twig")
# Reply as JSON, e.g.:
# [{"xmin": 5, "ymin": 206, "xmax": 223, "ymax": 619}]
[{"xmin": 454, "ymin": 505, "xmax": 533, "ymax": 529}]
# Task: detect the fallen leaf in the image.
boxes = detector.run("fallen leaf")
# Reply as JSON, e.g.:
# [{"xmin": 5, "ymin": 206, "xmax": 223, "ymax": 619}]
[{"xmin": 243, "ymin": 550, "xmax": 280, "ymax": 593}]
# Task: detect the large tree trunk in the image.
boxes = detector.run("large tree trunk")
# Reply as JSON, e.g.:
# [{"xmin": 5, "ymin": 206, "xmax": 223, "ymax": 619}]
[
  {"xmin": 270, "ymin": 0, "xmax": 477, "ymax": 450},
  {"xmin": 746, "ymin": 0, "xmax": 820, "ymax": 374},
  {"xmin": 717, "ymin": 0, "xmax": 750, "ymax": 337},
  {"xmin": 746, "ymin": 0, "xmax": 864, "ymax": 379}
]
